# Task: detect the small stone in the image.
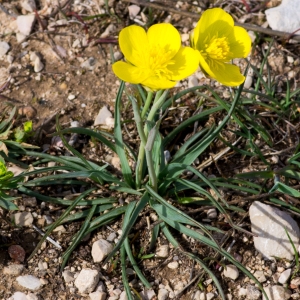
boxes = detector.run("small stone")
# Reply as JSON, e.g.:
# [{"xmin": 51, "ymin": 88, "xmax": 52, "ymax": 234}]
[
  {"xmin": 81, "ymin": 57, "xmax": 96, "ymax": 70},
  {"xmin": 91, "ymin": 239, "xmax": 113, "ymax": 263},
  {"xmin": 21, "ymin": 0, "xmax": 36, "ymax": 12},
  {"xmin": 140, "ymin": 289, "xmax": 156, "ymax": 300},
  {"xmin": 26, "ymin": 294, "xmax": 39, "ymax": 300},
  {"xmin": 223, "ymin": 264, "xmax": 239, "ymax": 281},
  {"xmin": 74, "ymin": 268, "xmax": 99, "ymax": 294},
  {"xmin": 62, "ymin": 270, "xmax": 75, "ymax": 283},
  {"xmin": 263, "ymin": 285, "xmax": 291, "ymax": 300},
  {"xmin": 14, "ymin": 212, "xmax": 33, "ymax": 227},
  {"xmin": 113, "ymin": 51, "xmax": 122, "ymax": 61},
  {"xmin": 291, "ymin": 277, "xmax": 300, "ymax": 287},
  {"xmin": 16, "ymin": 275, "xmax": 42, "ymax": 291},
  {"xmin": 16, "ymin": 33, "xmax": 27, "ymax": 43},
  {"xmin": 265, "ymin": 0, "xmax": 300, "ymax": 33},
  {"xmin": 89, "ymin": 291, "xmax": 107, "ymax": 300},
  {"xmin": 167, "ymin": 262, "xmax": 179, "ymax": 269},
  {"xmin": 250, "ymin": 201, "xmax": 300, "ymax": 260},
  {"xmin": 0, "ymin": 41, "xmax": 10, "ymax": 57},
  {"xmin": 107, "ymin": 232, "xmax": 117, "ymax": 242},
  {"xmin": 100, "ymin": 24, "xmax": 116, "ymax": 38},
  {"xmin": 206, "ymin": 293, "xmax": 215, "ymax": 300},
  {"xmin": 207, "ymin": 208, "xmax": 217, "ymax": 219},
  {"xmin": 9, "ymin": 292, "xmax": 27, "ymax": 300},
  {"xmin": 156, "ymin": 245, "xmax": 169, "ymax": 258},
  {"xmin": 158, "ymin": 288, "xmax": 168, "ymax": 300},
  {"xmin": 254, "ymin": 270, "xmax": 267, "ymax": 283},
  {"xmin": 94, "ymin": 106, "xmax": 113, "ymax": 128},
  {"xmin": 246, "ymin": 285, "xmax": 261, "ymax": 300},
  {"xmin": 23, "ymin": 197, "xmax": 37, "ymax": 207},
  {"xmin": 8, "ymin": 245, "xmax": 26, "ymax": 263},
  {"xmin": 128, "ymin": 5, "xmax": 140, "ymax": 19},
  {"xmin": 17, "ymin": 15, "xmax": 36, "ymax": 36},
  {"xmin": 181, "ymin": 33, "xmax": 189, "ymax": 43},
  {"xmin": 53, "ymin": 225, "xmax": 66, "ymax": 233},
  {"xmin": 188, "ymin": 75, "xmax": 198, "ymax": 88},
  {"xmin": 34, "ymin": 57, "xmax": 44, "ymax": 72},
  {"xmin": 68, "ymin": 94, "xmax": 76, "ymax": 100},
  {"xmin": 119, "ymin": 291, "xmax": 128, "ymax": 300},
  {"xmin": 278, "ymin": 268, "xmax": 291, "ymax": 284},
  {"xmin": 3, "ymin": 264, "xmax": 24, "ymax": 275}
]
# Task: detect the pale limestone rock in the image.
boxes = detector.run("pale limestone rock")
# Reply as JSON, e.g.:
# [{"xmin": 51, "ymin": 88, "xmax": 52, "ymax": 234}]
[
  {"xmin": 21, "ymin": 0, "xmax": 36, "ymax": 12},
  {"xmin": 128, "ymin": 5, "xmax": 140, "ymax": 19},
  {"xmin": 91, "ymin": 239, "xmax": 113, "ymax": 263},
  {"xmin": 17, "ymin": 15, "xmax": 36, "ymax": 36},
  {"xmin": 254, "ymin": 270, "xmax": 267, "ymax": 283},
  {"xmin": 0, "ymin": 41, "xmax": 10, "ymax": 57},
  {"xmin": 278, "ymin": 268, "xmax": 291, "ymax": 284},
  {"xmin": 89, "ymin": 291, "xmax": 106, "ymax": 300},
  {"xmin": 16, "ymin": 275, "xmax": 42, "ymax": 291},
  {"xmin": 249, "ymin": 201, "xmax": 300, "ymax": 260},
  {"xmin": 158, "ymin": 288, "xmax": 168, "ymax": 300},
  {"xmin": 14, "ymin": 212, "xmax": 33, "ymax": 227},
  {"xmin": 8, "ymin": 292, "xmax": 27, "ymax": 300},
  {"xmin": 167, "ymin": 261, "xmax": 178, "ymax": 269},
  {"xmin": 3, "ymin": 264, "xmax": 24, "ymax": 276},
  {"xmin": 263, "ymin": 285, "xmax": 291, "ymax": 300},
  {"xmin": 265, "ymin": 0, "xmax": 300, "ymax": 33},
  {"xmin": 156, "ymin": 245, "xmax": 169, "ymax": 258},
  {"xmin": 74, "ymin": 269, "xmax": 99, "ymax": 293},
  {"xmin": 223, "ymin": 264, "xmax": 239, "ymax": 281}
]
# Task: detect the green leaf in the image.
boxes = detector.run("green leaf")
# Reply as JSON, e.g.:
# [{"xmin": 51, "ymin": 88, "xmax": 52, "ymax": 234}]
[
  {"xmin": 270, "ymin": 182, "xmax": 300, "ymax": 197},
  {"xmin": 114, "ymin": 81, "xmax": 135, "ymax": 188}
]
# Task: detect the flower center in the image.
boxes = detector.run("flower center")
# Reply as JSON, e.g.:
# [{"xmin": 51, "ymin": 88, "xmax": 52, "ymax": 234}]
[
  {"xmin": 205, "ymin": 37, "xmax": 231, "ymax": 60},
  {"xmin": 148, "ymin": 46, "xmax": 174, "ymax": 78}
]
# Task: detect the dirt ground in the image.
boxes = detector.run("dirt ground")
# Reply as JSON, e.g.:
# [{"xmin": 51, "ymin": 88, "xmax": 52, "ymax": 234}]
[{"xmin": 1, "ymin": 0, "xmax": 300, "ymax": 300}]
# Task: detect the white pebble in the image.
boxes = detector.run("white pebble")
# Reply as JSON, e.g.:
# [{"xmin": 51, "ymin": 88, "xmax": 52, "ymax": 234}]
[
  {"xmin": 74, "ymin": 269, "xmax": 99, "ymax": 293},
  {"xmin": 16, "ymin": 275, "xmax": 42, "ymax": 291},
  {"xmin": 167, "ymin": 262, "xmax": 179, "ymax": 269},
  {"xmin": 91, "ymin": 239, "xmax": 113, "ymax": 263}
]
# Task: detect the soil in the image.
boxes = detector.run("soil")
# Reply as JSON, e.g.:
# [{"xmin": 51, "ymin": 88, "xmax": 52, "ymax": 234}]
[{"xmin": 1, "ymin": 0, "xmax": 300, "ymax": 300}]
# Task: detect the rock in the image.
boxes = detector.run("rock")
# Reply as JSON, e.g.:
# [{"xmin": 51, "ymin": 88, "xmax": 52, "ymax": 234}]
[
  {"xmin": 14, "ymin": 212, "xmax": 33, "ymax": 227},
  {"xmin": 167, "ymin": 261, "xmax": 179, "ymax": 269},
  {"xmin": 16, "ymin": 275, "xmax": 42, "ymax": 291},
  {"xmin": 249, "ymin": 201, "xmax": 300, "ymax": 260},
  {"xmin": 21, "ymin": 0, "xmax": 36, "ymax": 12},
  {"xmin": 91, "ymin": 239, "xmax": 113, "ymax": 263},
  {"xmin": 23, "ymin": 197, "xmax": 37, "ymax": 207},
  {"xmin": 3, "ymin": 264, "xmax": 24, "ymax": 275},
  {"xmin": 140, "ymin": 289, "xmax": 156, "ymax": 300},
  {"xmin": 16, "ymin": 33, "xmax": 27, "ymax": 43},
  {"xmin": 113, "ymin": 51, "xmax": 122, "ymax": 61},
  {"xmin": 156, "ymin": 245, "xmax": 169, "ymax": 258},
  {"xmin": 278, "ymin": 268, "xmax": 291, "ymax": 284},
  {"xmin": 74, "ymin": 268, "xmax": 99, "ymax": 293},
  {"xmin": 188, "ymin": 75, "xmax": 198, "ymax": 88},
  {"xmin": 223, "ymin": 264, "xmax": 239, "ymax": 280},
  {"xmin": 34, "ymin": 57, "xmax": 44, "ymax": 72},
  {"xmin": 246, "ymin": 285, "xmax": 261, "ymax": 299},
  {"xmin": 207, "ymin": 208, "xmax": 217, "ymax": 219},
  {"xmin": 0, "ymin": 41, "xmax": 10, "ymax": 57},
  {"xmin": 8, "ymin": 292, "xmax": 27, "ymax": 300},
  {"xmin": 263, "ymin": 285, "xmax": 291, "ymax": 300},
  {"xmin": 128, "ymin": 5, "xmax": 140, "ymax": 19},
  {"xmin": 107, "ymin": 232, "xmax": 117, "ymax": 242},
  {"xmin": 158, "ymin": 288, "xmax": 168, "ymax": 300},
  {"xmin": 8, "ymin": 245, "xmax": 26, "ymax": 262},
  {"xmin": 291, "ymin": 277, "xmax": 300, "ymax": 288},
  {"xmin": 265, "ymin": 0, "xmax": 300, "ymax": 33},
  {"xmin": 94, "ymin": 106, "xmax": 114, "ymax": 129},
  {"xmin": 17, "ymin": 15, "xmax": 36, "ymax": 36},
  {"xmin": 89, "ymin": 291, "xmax": 107, "ymax": 300},
  {"xmin": 62, "ymin": 270, "xmax": 75, "ymax": 283},
  {"xmin": 100, "ymin": 24, "xmax": 116, "ymax": 38},
  {"xmin": 53, "ymin": 225, "xmax": 66, "ymax": 233},
  {"xmin": 81, "ymin": 57, "xmax": 97, "ymax": 70},
  {"xmin": 206, "ymin": 293, "xmax": 215, "ymax": 300},
  {"xmin": 26, "ymin": 294, "xmax": 39, "ymax": 300},
  {"xmin": 254, "ymin": 270, "xmax": 267, "ymax": 283},
  {"xmin": 119, "ymin": 291, "xmax": 128, "ymax": 300},
  {"xmin": 244, "ymin": 68, "xmax": 254, "ymax": 89}
]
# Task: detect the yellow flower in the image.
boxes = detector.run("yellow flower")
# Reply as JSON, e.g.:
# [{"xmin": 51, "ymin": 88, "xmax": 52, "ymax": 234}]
[
  {"xmin": 112, "ymin": 24, "xmax": 199, "ymax": 90},
  {"xmin": 191, "ymin": 8, "xmax": 251, "ymax": 86}
]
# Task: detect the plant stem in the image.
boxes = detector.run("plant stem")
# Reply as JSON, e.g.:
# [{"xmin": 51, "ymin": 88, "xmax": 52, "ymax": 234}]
[
  {"xmin": 134, "ymin": 90, "xmax": 168, "ymax": 189},
  {"xmin": 141, "ymin": 91, "xmax": 153, "ymax": 119}
]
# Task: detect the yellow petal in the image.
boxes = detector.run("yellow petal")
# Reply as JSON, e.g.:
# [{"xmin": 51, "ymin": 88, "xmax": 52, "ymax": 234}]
[
  {"xmin": 112, "ymin": 61, "xmax": 150, "ymax": 84},
  {"xmin": 198, "ymin": 52, "xmax": 245, "ymax": 86},
  {"xmin": 193, "ymin": 8, "xmax": 234, "ymax": 50},
  {"xmin": 141, "ymin": 76, "xmax": 176, "ymax": 91},
  {"xmin": 228, "ymin": 26, "xmax": 252, "ymax": 59},
  {"xmin": 119, "ymin": 25, "xmax": 149, "ymax": 67},
  {"xmin": 147, "ymin": 23, "xmax": 181, "ymax": 62},
  {"xmin": 168, "ymin": 47, "xmax": 199, "ymax": 80}
]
